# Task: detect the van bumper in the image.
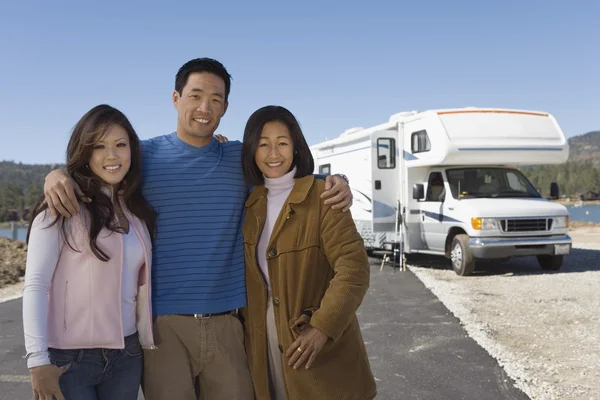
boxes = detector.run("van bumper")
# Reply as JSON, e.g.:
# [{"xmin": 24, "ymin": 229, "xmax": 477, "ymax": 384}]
[{"xmin": 468, "ymin": 235, "xmax": 572, "ymax": 259}]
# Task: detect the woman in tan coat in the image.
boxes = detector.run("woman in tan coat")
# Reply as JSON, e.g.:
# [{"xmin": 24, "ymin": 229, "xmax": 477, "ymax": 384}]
[{"xmin": 241, "ymin": 105, "xmax": 377, "ymax": 400}]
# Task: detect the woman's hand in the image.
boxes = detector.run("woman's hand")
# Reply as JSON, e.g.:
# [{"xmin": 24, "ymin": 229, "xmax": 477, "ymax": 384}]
[
  {"xmin": 285, "ymin": 325, "xmax": 329, "ymax": 370},
  {"xmin": 30, "ymin": 364, "xmax": 69, "ymax": 400}
]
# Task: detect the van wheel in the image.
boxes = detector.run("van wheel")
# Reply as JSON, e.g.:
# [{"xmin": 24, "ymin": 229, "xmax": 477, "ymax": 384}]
[
  {"xmin": 450, "ymin": 235, "xmax": 476, "ymax": 276},
  {"xmin": 537, "ymin": 255, "xmax": 563, "ymax": 271}
]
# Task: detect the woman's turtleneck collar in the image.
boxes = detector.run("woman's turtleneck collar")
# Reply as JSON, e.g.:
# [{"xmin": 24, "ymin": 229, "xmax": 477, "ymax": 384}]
[{"xmin": 264, "ymin": 166, "xmax": 296, "ymax": 195}]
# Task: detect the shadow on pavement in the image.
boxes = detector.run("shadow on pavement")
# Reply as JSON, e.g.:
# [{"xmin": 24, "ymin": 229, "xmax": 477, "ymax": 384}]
[{"xmin": 391, "ymin": 248, "xmax": 600, "ymax": 276}]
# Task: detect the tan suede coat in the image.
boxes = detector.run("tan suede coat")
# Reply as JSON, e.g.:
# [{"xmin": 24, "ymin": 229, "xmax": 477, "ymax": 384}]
[{"xmin": 242, "ymin": 175, "xmax": 376, "ymax": 400}]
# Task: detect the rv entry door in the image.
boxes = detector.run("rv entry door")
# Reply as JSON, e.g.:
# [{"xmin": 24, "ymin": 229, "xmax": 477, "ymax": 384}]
[{"xmin": 371, "ymin": 130, "xmax": 400, "ymax": 232}]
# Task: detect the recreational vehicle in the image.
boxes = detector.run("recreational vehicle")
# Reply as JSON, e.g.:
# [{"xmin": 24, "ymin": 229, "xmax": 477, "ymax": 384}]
[{"xmin": 310, "ymin": 108, "xmax": 572, "ymax": 276}]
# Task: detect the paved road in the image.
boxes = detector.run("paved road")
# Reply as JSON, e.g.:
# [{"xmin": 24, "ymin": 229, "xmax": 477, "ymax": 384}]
[
  {"xmin": 0, "ymin": 260, "xmax": 528, "ymax": 400},
  {"xmin": 1, "ymin": 297, "xmax": 32, "ymax": 400},
  {"xmin": 358, "ymin": 263, "xmax": 527, "ymax": 399}
]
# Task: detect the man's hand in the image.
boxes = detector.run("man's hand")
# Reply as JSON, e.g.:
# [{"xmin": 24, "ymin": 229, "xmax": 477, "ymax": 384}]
[
  {"xmin": 214, "ymin": 134, "xmax": 229, "ymax": 143},
  {"xmin": 30, "ymin": 363, "xmax": 69, "ymax": 400},
  {"xmin": 321, "ymin": 174, "xmax": 352, "ymax": 212},
  {"xmin": 44, "ymin": 169, "xmax": 89, "ymax": 218},
  {"xmin": 285, "ymin": 325, "xmax": 329, "ymax": 370}
]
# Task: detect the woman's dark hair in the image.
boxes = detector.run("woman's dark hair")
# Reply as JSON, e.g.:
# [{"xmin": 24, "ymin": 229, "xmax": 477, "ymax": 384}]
[
  {"xmin": 242, "ymin": 105, "xmax": 314, "ymax": 186},
  {"xmin": 26, "ymin": 104, "xmax": 157, "ymax": 261},
  {"xmin": 175, "ymin": 58, "xmax": 232, "ymax": 101}
]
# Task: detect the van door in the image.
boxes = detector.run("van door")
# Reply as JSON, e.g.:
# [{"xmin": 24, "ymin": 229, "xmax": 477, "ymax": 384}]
[
  {"xmin": 420, "ymin": 171, "xmax": 448, "ymax": 251},
  {"xmin": 371, "ymin": 130, "xmax": 400, "ymax": 233}
]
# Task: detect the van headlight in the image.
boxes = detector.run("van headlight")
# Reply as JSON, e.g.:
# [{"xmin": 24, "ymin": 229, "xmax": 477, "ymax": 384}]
[
  {"xmin": 553, "ymin": 216, "xmax": 569, "ymax": 228},
  {"xmin": 471, "ymin": 217, "xmax": 498, "ymax": 230}
]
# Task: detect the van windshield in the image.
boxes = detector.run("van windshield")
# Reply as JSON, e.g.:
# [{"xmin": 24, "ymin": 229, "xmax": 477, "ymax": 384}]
[{"xmin": 445, "ymin": 167, "xmax": 541, "ymax": 199}]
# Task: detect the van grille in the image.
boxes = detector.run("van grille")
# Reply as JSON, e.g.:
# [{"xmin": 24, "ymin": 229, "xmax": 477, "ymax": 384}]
[{"xmin": 500, "ymin": 218, "xmax": 551, "ymax": 232}]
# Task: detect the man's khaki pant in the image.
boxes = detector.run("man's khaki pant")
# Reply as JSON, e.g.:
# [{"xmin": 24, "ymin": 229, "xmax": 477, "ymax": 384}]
[{"xmin": 142, "ymin": 314, "xmax": 254, "ymax": 400}]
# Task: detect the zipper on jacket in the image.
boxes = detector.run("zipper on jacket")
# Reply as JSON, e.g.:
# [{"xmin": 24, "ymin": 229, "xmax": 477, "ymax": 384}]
[
  {"xmin": 118, "ymin": 225, "xmax": 125, "ymax": 348},
  {"xmin": 63, "ymin": 281, "xmax": 69, "ymax": 331},
  {"xmin": 126, "ymin": 201, "xmax": 156, "ymax": 350}
]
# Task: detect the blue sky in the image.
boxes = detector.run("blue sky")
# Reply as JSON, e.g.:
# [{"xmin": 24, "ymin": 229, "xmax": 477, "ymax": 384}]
[{"xmin": 0, "ymin": 0, "xmax": 598, "ymax": 164}]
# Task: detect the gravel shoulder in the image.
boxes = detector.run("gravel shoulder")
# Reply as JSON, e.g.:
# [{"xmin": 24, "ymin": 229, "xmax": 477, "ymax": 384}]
[{"xmin": 408, "ymin": 227, "xmax": 600, "ymax": 400}]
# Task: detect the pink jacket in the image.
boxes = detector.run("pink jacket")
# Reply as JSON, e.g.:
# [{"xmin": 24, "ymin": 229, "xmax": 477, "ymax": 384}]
[{"xmin": 46, "ymin": 201, "xmax": 155, "ymax": 350}]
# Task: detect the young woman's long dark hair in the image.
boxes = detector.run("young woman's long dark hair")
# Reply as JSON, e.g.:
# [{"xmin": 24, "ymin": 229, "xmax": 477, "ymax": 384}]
[{"xmin": 26, "ymin": 104, "xmax": 157, "ymax": 261}]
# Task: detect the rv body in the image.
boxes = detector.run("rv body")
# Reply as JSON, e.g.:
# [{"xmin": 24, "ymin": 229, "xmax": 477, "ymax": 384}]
[{"xmin": 310, "ymin": 108, "xmax": 572, "ymax": 276}]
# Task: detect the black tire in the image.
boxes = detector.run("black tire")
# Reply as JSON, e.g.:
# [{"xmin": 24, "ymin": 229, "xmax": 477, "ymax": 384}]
[
  {"xmin": 537, "ymin": 255, "xmax": 563, "ymax": 271},
  {"xmin": 450, "ymin": 234, "xmax": 476, "ymax": 276}
]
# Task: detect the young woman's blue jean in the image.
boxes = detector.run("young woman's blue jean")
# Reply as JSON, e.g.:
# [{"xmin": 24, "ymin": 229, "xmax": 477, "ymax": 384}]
[{"xmin": 49, "ymin": 333, "xmax": 143, "ymax": 400}]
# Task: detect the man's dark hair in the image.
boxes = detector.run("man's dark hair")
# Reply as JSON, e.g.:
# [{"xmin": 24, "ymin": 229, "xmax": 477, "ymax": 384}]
[
  {"xmin": 175, "ymin": 58, "xmax": 232, "ymax": 101},
  {"xmin": 242, "ymin": 105, "xmax": 314, "ymax": 186}
]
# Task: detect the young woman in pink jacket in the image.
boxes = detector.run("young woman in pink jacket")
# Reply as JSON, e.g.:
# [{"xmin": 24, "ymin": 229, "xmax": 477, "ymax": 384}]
[{"xmin": 22, "ymin": 104, "xmax": 157, "ymax": 400}]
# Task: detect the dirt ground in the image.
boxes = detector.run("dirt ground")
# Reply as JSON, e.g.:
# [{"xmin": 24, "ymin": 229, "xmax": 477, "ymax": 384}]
[
  {"xmin": 569, "ymin": 223, "xmax": 600, "ymax": 243},
  {"xmin": 409, "ymin": 227, "xmax": 600, "ymax": 400},
  {"xmin": 0, "ymin": 237, "xmax": 27, "ymax": 288}
]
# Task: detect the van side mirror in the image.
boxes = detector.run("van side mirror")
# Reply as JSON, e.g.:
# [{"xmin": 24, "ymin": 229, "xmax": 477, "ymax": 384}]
[
  {"xmin": 550, "ymin": 182, "xmax": 559, "ymax": 199},
  {"xmin": 413, "ymin": 183, "xmax": 424, "ymax": 200}
]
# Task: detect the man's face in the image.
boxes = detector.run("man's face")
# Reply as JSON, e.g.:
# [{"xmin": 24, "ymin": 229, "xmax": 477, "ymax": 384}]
[{"xmin": 173, "ymin": 72, "xmax": 228, "ymax": 147}]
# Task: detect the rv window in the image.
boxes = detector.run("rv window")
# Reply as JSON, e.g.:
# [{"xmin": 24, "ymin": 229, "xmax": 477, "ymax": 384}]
[
  {"xmin": 411, "ymin": 130, "xmax": 431, "ymax": 153},
  {"xmin": 426, "ymin": 172, "xmax": 446, "ymax": 202},
  {"xmin": 446, "ymin": 167, "xmax": 541, "ymax": 199},
  {"xmin": 377, "ymin": 138, "xmax": 396, "ymax": 169},
  {"xmin": 506, "ymin": 171, "xmax": 530, "ymax": 192},
  {"xmin": 319, "ymin": 164, "xmax": 331, "ymax": 175}
]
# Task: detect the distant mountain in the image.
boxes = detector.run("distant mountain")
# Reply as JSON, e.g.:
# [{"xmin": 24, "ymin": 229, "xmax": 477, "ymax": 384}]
[
  {"xmin": 0, "ymin": 161, "xmax": 65, "ymax": 195},
  {"xmin": 567, "ymin": 131, "xmax": 600, "ymax": 165},
  {"xmin": 0, "ymin": 130, "xmax": 598, "ymax": 221},
  {"xmin": 521, "ymin": 130, "xmax": 600, "ymax": 197},
  {"xmin": 0, "ymin": 161, "xmax": 65, "ymax": 221}
]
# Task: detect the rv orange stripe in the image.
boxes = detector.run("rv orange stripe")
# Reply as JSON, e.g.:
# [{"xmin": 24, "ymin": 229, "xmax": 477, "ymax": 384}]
[{"xmin": 437, "ymin": 110, "xmax": 549, "ymax": 117}]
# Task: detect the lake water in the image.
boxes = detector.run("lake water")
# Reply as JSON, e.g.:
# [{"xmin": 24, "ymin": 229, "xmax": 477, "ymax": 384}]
[
  {"xmin": 0, "ymin": 227, "xmax": 28, "ymax": 241},
  {"xmin": 1, "ymin": 205, "xmax": 599, "ymax": 242},
  {"xmin": 566, "ymin": 204, "xmax": 600, "ymax": 224}
]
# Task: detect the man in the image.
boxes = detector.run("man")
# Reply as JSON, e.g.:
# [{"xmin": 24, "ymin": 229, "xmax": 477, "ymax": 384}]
[{"xmin": 43, "ymin": 58, "xmax": 352, "ymax": 400}]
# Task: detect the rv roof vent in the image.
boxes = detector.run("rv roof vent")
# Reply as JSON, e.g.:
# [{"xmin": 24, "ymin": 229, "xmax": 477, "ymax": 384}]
[
  {"xmin": 340, "ymin": 127, "xmax": 364, "ymax": 136},
  {"xmin": 389, "ymin": 111, "xmax": 418, "ymax": 122}
]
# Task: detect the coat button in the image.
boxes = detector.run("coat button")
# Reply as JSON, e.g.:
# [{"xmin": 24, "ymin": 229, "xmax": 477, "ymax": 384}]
[
  {"xmin": 278, "ymin": 344, "xmax": 283, "ymax": 353},
  {"xmin": 273, "ymin": 298, "xmax": 280, "ymax": 306},
  {"xmin": 268, "ymin": 248, "xmax": 277, "ymax": 257}
]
